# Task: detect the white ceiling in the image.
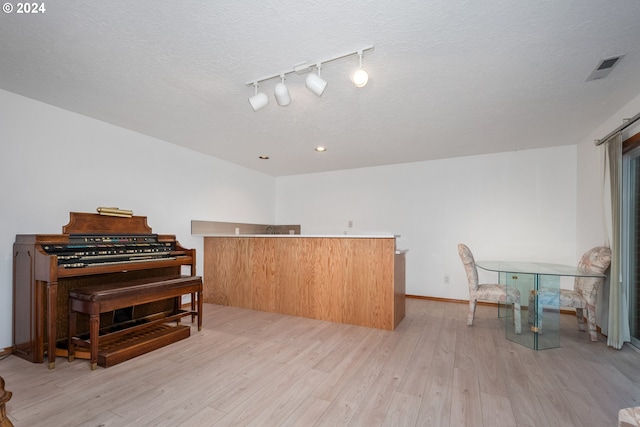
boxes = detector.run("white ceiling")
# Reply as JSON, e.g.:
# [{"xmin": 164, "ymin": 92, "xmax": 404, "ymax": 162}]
[{"xmin": 1, "ymin": 1, "xmax": 640, "ymax": 176}]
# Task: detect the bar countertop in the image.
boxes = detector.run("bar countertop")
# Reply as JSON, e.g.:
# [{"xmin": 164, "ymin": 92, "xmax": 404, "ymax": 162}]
[{"xmin": 195, "ymin": 234, "xmax": 398, "ymax": 238}]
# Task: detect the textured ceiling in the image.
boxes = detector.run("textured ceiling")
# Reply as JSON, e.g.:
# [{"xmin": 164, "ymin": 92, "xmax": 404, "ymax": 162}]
[{"xmin": 1, "ymin": 1, "xmax": 640, "ymax": 176}]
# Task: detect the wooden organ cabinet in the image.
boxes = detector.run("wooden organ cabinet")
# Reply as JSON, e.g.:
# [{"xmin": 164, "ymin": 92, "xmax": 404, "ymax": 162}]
[{"xmin": 13, "ymin": 212, "xmax": 201, "ymax": 369}]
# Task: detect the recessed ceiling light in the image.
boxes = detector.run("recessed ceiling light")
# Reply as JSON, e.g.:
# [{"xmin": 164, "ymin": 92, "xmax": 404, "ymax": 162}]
[
  {"xmin": 315, "ymin": 146, "xmax": 327, "ymax": 152},
  {"xmin": 259, "ymin": 155, "xmax": 269, "ymax": 160}
]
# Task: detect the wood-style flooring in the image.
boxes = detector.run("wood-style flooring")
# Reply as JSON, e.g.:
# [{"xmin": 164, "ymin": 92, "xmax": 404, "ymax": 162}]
[{"xmin": 1, "ymin": 298, "xmax": 639, "ymax": 426}]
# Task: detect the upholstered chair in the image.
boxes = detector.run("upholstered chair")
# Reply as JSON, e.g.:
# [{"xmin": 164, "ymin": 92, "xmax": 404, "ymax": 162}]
[
  {"xmin": 528, "ymin": 246, "xmax": 611, "ymax": 342},
  {"xmin": 458, "ymin": 243, "xmax": 522, "ymax": 334}
]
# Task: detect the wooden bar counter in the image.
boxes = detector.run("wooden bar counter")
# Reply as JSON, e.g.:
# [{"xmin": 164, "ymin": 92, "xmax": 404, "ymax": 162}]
[{"xmin": 201, "ymin": 235, "xmax": 406, "ymax": 330}]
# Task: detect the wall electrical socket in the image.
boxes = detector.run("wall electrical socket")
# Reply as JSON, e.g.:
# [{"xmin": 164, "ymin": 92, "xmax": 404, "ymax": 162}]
[
  {"xmin": 348, "ymin": 220, "xmax": 353, "ymax": 228},
  {"xmin": 444, "ymin": 275, "xmax": 450, "ymax": 284}
]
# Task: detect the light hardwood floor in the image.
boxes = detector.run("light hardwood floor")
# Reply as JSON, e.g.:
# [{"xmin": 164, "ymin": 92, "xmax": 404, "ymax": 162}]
[{"xmin": 1, "ymin": 298, "xmax": 639, "ymax": 426}]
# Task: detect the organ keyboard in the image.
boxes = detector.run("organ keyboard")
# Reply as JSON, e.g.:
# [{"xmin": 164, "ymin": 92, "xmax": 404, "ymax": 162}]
[
  {"xmin": 13, "ymin": 212, "xmax": 198, "ymax": 369},
  {"xmin": 42, "ymin": 234, "xmax": 177, "ymax": 268}
]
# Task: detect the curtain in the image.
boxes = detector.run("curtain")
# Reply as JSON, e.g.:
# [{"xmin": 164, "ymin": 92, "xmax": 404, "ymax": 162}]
[{"xmin": 605, "ymin": 133, "xmax": 630, "ymax": 349}]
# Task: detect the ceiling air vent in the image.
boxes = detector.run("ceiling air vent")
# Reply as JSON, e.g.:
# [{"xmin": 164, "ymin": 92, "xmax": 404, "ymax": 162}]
[{"xmin": 585, "ymin": 55, "xmax": 625, "ymax": 81}]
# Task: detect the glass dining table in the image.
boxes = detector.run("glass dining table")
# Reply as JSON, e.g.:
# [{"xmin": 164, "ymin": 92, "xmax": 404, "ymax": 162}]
[{"xmin": 476, "ymin": 260, "xmax": 605, "ymax": 350}]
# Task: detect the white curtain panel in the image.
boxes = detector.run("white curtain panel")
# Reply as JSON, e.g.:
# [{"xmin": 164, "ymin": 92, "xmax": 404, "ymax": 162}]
[{"xmin": 605, "ymin": 133, "xmax": 630, "ymax": 349}]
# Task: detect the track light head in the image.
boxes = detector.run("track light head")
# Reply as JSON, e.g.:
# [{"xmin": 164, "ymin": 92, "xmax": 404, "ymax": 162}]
[
  {"xmin": 274, "ymin": 75, "xmax": 291, "ymax": 106},
  {"xmin": 351, "ymin": 50, "xmax": 369, "ymax": 87},
  {"xmin": 249, "ymin": 82, "xmax": 268, "ymax": 111},
  {"xmin": 306, "ymin": 64, "xmax": 327, "ymax": 97},
  {"xmin": 249, "ymin": 92, "xmax": 268, "ymax": 111},
  {"xmin": 351, "ymin": 69, "xmax": 369, "ymax": 87}
]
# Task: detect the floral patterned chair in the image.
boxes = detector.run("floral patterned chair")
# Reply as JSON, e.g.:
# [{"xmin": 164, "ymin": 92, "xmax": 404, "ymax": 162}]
[
  {"xmin": 619, "ymin": 406, "xmax": 640, "ymax": 427},
  {"xmin": 458, "ymin": 243, "xmax": 522, "ymax": 334},
  {"xmin": 527, "ymin": 246, "xmax": 611, "ymax": 342}
]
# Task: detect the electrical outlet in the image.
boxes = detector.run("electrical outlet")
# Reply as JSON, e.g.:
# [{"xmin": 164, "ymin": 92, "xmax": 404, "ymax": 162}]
[
  {"xmin": 348, "ymin": 220, "xmax": 353, "ymax": 228},
  {"xmin": 444, "ymin": 275, "xmax": 450, "ymax": 284}
]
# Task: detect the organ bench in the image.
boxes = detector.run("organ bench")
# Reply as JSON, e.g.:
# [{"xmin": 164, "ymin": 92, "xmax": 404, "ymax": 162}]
[{"xmin": 68, "ymin": 274, "xmax": 202, "ymax": 370}]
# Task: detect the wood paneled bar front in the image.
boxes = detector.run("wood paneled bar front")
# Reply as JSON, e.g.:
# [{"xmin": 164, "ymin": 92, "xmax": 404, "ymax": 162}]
[{"xmin": 201, "ymin": 235, "xmax": 406, "ymax": 330}]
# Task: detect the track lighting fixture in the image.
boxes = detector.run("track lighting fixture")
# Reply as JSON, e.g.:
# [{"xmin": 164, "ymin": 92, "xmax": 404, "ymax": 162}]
[
  {"xmin": 350, "ymin": 50, "xmax": 369, "ymax": 88},
  {"xmin": 305, "ymin": 63, "xmax": 327, "ymax": 97},
  {"xmin": 245, "ymin": 45, "xmax": 373, "ymax": 111},
  {"xmin": 248, "ymin": 82, "xmax": 268, "ymax": 111},
  {"xmin": 274, "ymin": 74, "xmax": 291, "ymax": 106}
]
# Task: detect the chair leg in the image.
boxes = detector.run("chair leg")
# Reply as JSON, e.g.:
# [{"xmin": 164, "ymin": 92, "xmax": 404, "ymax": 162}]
[
  {"xmin": 585, "ymin": 305, "xmax": 598, "ymax": 342},
  {"xmin": 575, "ymin": 308, "xmax": 587, "ymax": 332},
  {"xmin": 514, "ymin": 302, "xmax": 522, "ymax": 334},
  {"xmin": 467, "ymin": 299, "xmax": 477, "ymax": 326}
]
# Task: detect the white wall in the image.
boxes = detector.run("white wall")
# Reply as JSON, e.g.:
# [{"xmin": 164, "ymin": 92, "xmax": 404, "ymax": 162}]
[
  {"xmin": 0, "ymin": 89, "xmax": 277, "ymax": 349},
  {"xmin": 276, "ymin": 145, "xmax": 578, "ymax": 300}
]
